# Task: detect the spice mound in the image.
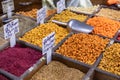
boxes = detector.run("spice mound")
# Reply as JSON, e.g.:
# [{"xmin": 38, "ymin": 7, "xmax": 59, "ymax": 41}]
[
  {"xmin": 67, "ymin": 5, "xmax": 99, "ymax": 14},
  {"xmin": 31, "ymin": 61, "xmax": 85, "ymax": 80},
  {"xmin": 96, "ymin": 8, "xmax": 120, "ymax": 21},
  {"xmin": 56, "ymin": 33, "xmax": 109, "ymax": 65},
  {"xmin": 19, "ymin": 22, "xmax": 69, "ymax": 47},
  {"xmin": 16, "ymin": 8, "xmax": 38, "ymax": 18},
  {"xmin": 49, "ymin": 10, "xmax": 87, "ymax": 22},
  {"xmin": 98, "ymin": 43, "xmax": 120, "ymax": 76},
  {"xmin": 87, "ymin": 16, "xmax": 120, "ymax": 38},
  {"xmin": 0, "ymin": 44, "xmax": 42, "ymax": 78}
]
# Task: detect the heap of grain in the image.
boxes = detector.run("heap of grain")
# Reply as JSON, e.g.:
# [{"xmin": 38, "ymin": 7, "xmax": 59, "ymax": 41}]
[{"xmin": 31, "ymin": 61, "xmax": 85, "ymax": 80}]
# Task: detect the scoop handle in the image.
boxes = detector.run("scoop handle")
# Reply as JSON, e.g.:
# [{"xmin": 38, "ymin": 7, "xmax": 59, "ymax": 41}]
[{"xmin": 52, "ymin": 20, "xmax": 67, "ymax": 26}]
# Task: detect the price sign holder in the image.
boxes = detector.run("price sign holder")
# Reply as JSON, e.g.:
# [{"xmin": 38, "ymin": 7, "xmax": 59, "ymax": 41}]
[
  {"xmin": 42, "ymin": 32, "xmax": 55, "ymax": 64},
  {"xmin": 37, "ymin": 6, "xmax": 46, "ymax": 25},
  {"xmin": 1, "ymin": 0, "xmax": 15, "ymax": 14},
  {"xmin": 57, "ymin": 0, "xmax": 66, "ymax": 13},
  {"xmin": 4, "ymin": 19, "xmax": 19, "ymax": 47}
]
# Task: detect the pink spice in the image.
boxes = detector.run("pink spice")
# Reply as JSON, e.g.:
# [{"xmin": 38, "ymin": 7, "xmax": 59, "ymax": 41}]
[{"xmin": 0, "ymin": 44, "xmax": 42, "ymax": 80}]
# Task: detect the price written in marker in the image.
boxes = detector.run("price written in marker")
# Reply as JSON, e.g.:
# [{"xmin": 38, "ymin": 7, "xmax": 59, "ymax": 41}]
[
  {"xmin": 1, "ymin": 0, "xmax": 15, "ymax": 13},
  {"xmin": 57, "ymin": 0, "xmax": 66, "ymax": 13},
  {"xmin": 4, "ymin": 19, "xmax": 19, "ymax": 39},
  {"xmin": 42, "ymin": 32, "xmax": 55, "ymax": 64},
  {"xmin": 37, "ymin": 6, "xmax": 46, "ymax": 24}
]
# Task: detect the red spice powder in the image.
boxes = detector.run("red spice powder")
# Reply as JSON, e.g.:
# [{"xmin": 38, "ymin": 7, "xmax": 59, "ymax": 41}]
[{"xmin": 0, "ymin": 44, "xmax": 42, "ymax": 80}]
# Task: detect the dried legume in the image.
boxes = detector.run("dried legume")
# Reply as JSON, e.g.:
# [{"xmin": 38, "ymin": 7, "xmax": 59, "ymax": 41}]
[
  {"xmin": 56, "ymin": 33, "xmax": 109, "ymax": 65},
  {"xmin": 19, "ymin": 22, "xmax": 69, "ymax": 47},
  {"xmin": 31, "ymin": 61, "xmax": 85, "ymax": 80},
  {"xmin": 98, "ymin": 43, "xmax": 120, "ymax": 76},
  {"xmin": 86, "ymin": 16, "xmax": 120, "ymax": 38},
  {"xmin": 16, "ymin": 8, "xmax": 38, "ymax": 18},
  {"xmin": 49, "ymin": 10, "xmax": 87, "ymax": 22},
  {"xmin": 96, "ymin": 8, "xmax": 120, "ymax": 21},
  {"xmin": 67, "ymin": 5, "xmax": 99, "ymax": 14}
]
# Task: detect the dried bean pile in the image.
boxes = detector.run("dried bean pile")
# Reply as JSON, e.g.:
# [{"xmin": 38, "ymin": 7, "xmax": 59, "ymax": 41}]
[
  {"xmin": 87, "ymin": 16, "xmax": 120, "ymax": 38},
  {"xmin": 67, "ymin": 5, "xmax": 99, "ymax": 14},
  {"xmin": 96, "ymin": 8, "xmax": 120, "ymax": 21},
  {"xmin": 31, "ymin": 61, "xmax": 85, "ymax": 80},
  {"xmin": 49, "ymin": 10, "xmax": 87, "ymax": 22},
  {"xmin": 16, "ymin": 8, "xmax": 38, "ymax": 18},
  {"xmin": 98, "ymin": 43, "xmax": 120, "ymax": 76},
  {"xmin": 16, "ymin": 8, "xmax": 56, "ymax": 18},
  {"xmin": 19, "ymin": 23, "xmax": 69, "ymax": 47},
  {"xmin": 56, "ymin": 33, "xmax": 109, "ymax": 65}
]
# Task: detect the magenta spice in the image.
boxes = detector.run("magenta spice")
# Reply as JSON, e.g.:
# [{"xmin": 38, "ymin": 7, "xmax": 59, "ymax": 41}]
[
  {"xmin": 0, "ymin": 44, "xmax": 42, "ymax": 80},
  {"xmin": 0, "ymin": 75, "xmax": 8, "ymax": 80}
]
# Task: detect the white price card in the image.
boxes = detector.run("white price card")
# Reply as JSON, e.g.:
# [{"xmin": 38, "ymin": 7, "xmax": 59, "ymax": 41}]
[
  {"xmin": 1, "ymin": 0, "xmax": 15, "ymax": 13},
  {"xmin": 57, "ymin": 0, "xmax": 66, "ymax": 13},
  {"xmin": 42, "ymin": 32, "xmax": 55, "ymax": 55},
  {"xmin": 37, "ymin": 6, "xmax": 46, "ymax": 24},
  {"xmin": 4, "ymin": 19, "xmax": 19, "ymax": 39}
]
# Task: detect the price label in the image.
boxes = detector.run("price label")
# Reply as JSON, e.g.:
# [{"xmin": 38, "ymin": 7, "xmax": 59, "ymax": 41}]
[
  {"xmin": 57, "ymin": 0, "xmax": 65, "ymax": 13},
  {"xmin": 1, "ymin": 0, "xmax": 15, "ymax": 13},
  {"xmin": 42, "ymin": 32, "xmax": 55, "ymax": 55},
  {"xmin": 4, "ymin": 19, "xmax": 19, "ymax": 39},
  {"xmin": 37, "ymin": 6, "xmax": 46, "ymax": 24}
]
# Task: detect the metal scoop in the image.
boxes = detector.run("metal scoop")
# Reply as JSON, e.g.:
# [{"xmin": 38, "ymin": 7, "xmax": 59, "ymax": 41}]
[{"xmin": 52, "ymin": 19, "xmax": 94, "ymax": 33}]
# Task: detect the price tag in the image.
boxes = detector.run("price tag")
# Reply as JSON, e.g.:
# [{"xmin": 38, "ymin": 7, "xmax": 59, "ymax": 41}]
[
  {"xmin": 37, "ymin": 6, "xmax": 46, "ymax": 24},
  {"xmin": 42, "ymin": 32, "xmax": 55, "ymax": 64},
  {"xmin": 4, "ymin": 19, "xmax": 19, "ymax": 39},
  {"xmin": 57, "ymin": 0, "xmax": 65, "ymax": 13},
  {"xmin": 1, "ymin": 0, "xmax": 15, "ymax": 13}
]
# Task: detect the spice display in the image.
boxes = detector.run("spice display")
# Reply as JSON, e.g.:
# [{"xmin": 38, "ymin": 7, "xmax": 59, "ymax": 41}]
[
  {"xmin": 16, "ymin": 8, "xmax": 56, "ymax": 18},
  {"xmin": 67, "ymin": 5, "xmax": 99, "ymax": 14},
  {"xmin": 19, "ymin": 22, "xmax": 69, "ymax": 47},
  {"xmin": 86, "ymin": 16, "xmax": 120, "ymax": 38},
  {"xmin": 49, "ymin": 10, "xmax": 87, "ymax": 22},
  {"xmin": 56, "ymin": 33, "xmax": 109, "ymax": 65},
  {"xmin": 0, "ymin": 15, "xmax": 36, "ymax": 38},
  {"xmin": 98, "ymin": 43, "xmax": 120, "ymax": 76},
  {"xmin": 16, "ymin": 8, "xmax": 38, "ymax": 18},
  {"xmin": 96, "ymin": 8, "xmax": 120, "ymax": 21},
  {"xmin": 31, "ymin": 61, "xmax": 85, "ymax": 80},
  {"xmin": 0, "ymin": 44, "xmax": 42, "ymax": 79}
]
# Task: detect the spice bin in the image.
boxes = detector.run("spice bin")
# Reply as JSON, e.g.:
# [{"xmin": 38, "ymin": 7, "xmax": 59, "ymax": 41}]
[
  {"xmin": 93, "ymin": 41, "xmax": 120, "ymax": 80},
  {"xmin": 19, "ymin": 22, "xmax": 69, "ymax": 48},
  {"xmin": 28, "ymin": 53, "xmax": 92, "ymax": 80},
  {"xmin": 86, "ymin": 16, "xmax": 120, "ymax": 38},
  {"xmin": 55, "ymin": 33, "xmax": 109, "ymax": 65},
  {"xmin": 94, "ymin": 6, "xmax": 120, "ymax": 21},
  {"xmin": 0, "ymin": 40, "xmax": 44, "ymax": 80}
]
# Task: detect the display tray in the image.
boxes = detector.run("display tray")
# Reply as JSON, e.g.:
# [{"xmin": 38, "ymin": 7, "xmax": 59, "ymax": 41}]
[
  {"xmin": 45, "ymin": 9, "xmax": 91, "ymax": 24},
  {"xmin": 0, "ymin": 13, "xmax": 37, "ymax": 39},
  {"xmin": 0, "ymin": 40, "xmax": 44, "ymax": 80},
  {"xmin": 85, "ymin": 14, "xmax": 120, "ymax": 39},
  {"xmin": 93, "ymin": 41, "xmax": 120, "ymax": 80},
  {"xmin": 93, "ymin": 5, "xmax": 120, "ymax": 21},
  {"xmin": 24, "ymin": 53, "xmax": 92, "ymax": 80},
  {"xmin": 53, "ymin": 32, "xmax": 110, "ymax": 66}
]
